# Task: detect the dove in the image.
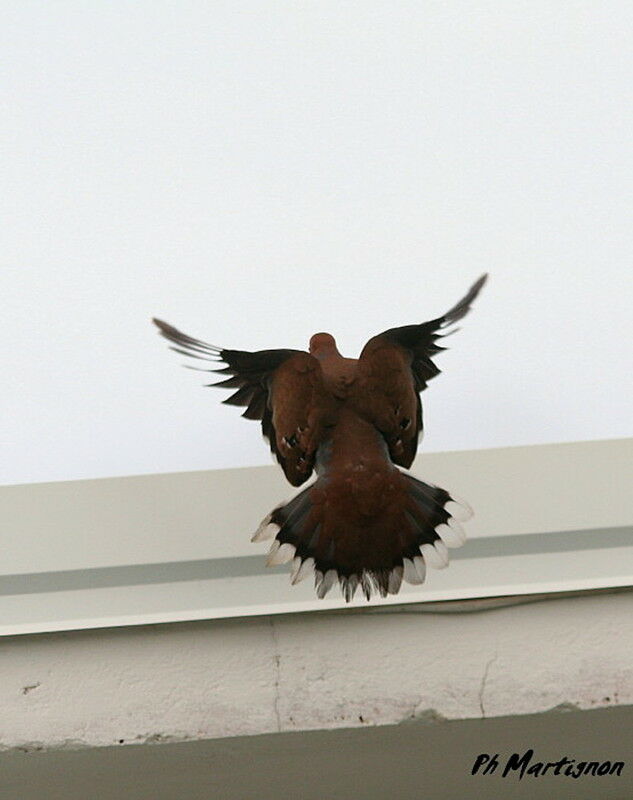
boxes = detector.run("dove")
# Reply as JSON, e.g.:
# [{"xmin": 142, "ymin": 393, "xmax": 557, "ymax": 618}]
[{"xmin": 153, "ymin": 274, "xmax": 487, "ymax": 602}]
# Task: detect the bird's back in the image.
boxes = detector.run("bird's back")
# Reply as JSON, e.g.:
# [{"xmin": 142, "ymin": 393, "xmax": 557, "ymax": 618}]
[{"xmin": 317, "ymin": 351, "xmax": 358, "ymax": 399}]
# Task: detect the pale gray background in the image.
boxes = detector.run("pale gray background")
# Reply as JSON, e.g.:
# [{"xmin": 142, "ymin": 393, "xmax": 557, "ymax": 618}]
[{"xmin": 2, "ymin": 1, "xmax": 632, "ymax": 485}]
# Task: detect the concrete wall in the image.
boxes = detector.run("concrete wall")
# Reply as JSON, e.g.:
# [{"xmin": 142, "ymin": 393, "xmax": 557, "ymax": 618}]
[{"xmin": 1, "ymin": 589, "xmax": 631, "ymax": 751}]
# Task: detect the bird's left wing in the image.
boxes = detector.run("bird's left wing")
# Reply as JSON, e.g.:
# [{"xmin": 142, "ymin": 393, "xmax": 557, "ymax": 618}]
[
  {"xmin": 153, "ymin": 319, "xmax": 328, "ymax": 486},
  {"xmin": 355, "ymin": 274, "xmax": 487, "ymax": 469}
]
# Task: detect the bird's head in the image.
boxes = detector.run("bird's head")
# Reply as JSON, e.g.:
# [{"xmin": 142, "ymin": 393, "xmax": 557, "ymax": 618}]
[{"xmin": 309, "ymin": 332, "xmax": 339, "ymax": 358}]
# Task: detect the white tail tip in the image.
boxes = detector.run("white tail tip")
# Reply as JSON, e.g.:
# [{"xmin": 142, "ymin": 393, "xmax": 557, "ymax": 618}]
[
  {"xmin": 420, "ymin": 541, "xmax": 449, "ymax": 569},
  {"xmin": 267, "ymin": 542, "xmax": 296, "ymax": 566},
  {"xmin": 291, "ymin": 557, "xmax": 315, "ymax": 585},
  {"xmin": 251, "ymin": 514, "xmax": 278, "ymax": 542},
  {"xmin": 446, "ymin": 495, "xmax": 473, "ymax": 522}
]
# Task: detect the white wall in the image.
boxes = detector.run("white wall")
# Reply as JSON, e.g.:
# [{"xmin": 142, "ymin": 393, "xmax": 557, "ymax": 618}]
[
  {"xmin": 2, "ymin": 1, "xmax": 632, "ymax": 485},
  {"xmin": 1, "ymin": 591, "xmax": 631, "ymax": 749}
]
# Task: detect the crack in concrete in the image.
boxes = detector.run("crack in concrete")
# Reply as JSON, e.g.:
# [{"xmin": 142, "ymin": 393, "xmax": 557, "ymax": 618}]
[
  {"xmin": 268, "ymin": 617, "xmax": 282, "ymax": 733},
  {"xmin": 478, "ymin": 654, "xmax": 498, "ymax": 718}
]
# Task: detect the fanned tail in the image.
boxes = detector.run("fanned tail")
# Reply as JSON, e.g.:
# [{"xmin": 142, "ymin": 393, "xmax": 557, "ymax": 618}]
[{"xmin": 252, "ymin": 468, "xmax": 472, "ymax": 602}]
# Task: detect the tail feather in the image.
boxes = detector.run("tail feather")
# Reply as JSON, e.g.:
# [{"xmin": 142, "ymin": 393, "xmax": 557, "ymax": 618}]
[{"xmin": 253, "ymin": 469, "xmax": 472, "ymax": 602}]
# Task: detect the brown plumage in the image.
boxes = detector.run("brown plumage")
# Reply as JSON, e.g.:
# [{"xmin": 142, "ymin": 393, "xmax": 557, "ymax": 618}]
[{"xmin": 153, "ymin": 273, "xmax": 487, "ymax": 601}]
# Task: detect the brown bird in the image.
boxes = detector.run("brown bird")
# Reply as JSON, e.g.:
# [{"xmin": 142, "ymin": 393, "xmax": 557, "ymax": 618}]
[{"xmin": 153, "ymin": 274, "xmax": 487, "ymax": 602}]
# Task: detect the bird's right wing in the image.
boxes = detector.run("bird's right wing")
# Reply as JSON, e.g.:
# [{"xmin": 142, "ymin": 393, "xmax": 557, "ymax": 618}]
[
  {"xmin": 355, "ymin": 274, "xmax": 487, "ymax": 468},
  {"xmin": 153, "ymin": 319, "xmax": 328, "ymax": 486}
]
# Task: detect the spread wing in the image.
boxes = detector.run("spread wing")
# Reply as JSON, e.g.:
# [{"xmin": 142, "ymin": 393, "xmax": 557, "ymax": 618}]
[
  {"xmin": 355, "ymin": 274, "xmax": 488, "ymax": 469},
  {"xmin": 153, "ymin": 319, "xmax": 327, "ymax": 486}
]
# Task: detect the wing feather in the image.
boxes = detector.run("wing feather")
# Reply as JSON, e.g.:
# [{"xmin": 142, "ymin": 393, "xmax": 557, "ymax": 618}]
[
  {"xmin": 356, "ymin": 274, "xmax": 487, "ymax": 468},
  {"xmin": 153, "ymin": 318, "xmax": 326, "ymax": 486}
]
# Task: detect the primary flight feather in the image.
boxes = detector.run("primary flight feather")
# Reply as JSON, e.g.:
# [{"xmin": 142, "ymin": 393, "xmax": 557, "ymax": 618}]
[{"xmin": 153, "ymin": 273, "xmax": 487, "ymax": 602}]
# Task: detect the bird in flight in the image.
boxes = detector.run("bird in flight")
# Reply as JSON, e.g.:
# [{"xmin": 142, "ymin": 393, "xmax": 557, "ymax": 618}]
[{"xmin": 153, "ymin": 274, "xmax": 487, "ymax": 602}]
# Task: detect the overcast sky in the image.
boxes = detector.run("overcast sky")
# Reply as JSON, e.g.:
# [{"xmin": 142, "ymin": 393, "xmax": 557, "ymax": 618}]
[{"xmin": 2, "ymin": 1, "xmax": 632, "ymax": 485}]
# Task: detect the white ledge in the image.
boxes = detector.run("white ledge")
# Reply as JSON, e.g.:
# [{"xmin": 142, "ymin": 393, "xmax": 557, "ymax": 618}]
[{"xmin": 0, "ymin": 438, "xmax": 631, "ymax": 635}]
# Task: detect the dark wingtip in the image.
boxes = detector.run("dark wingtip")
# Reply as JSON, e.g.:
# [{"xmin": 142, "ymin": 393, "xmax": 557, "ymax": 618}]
[
  {"xmin": 472, "ymin": 273, "xmax": 489, "ymax": 294},
  {"xmin": 441, "ymin": 273, "xmax": 489, "ymax": 327},
  {"xmin": 152, "ymin": 317, "xmax": 176, "ymax": 335},
  {"xmin": 463, "ymin": 273, "xmax": 488, "ymax": 303}
]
